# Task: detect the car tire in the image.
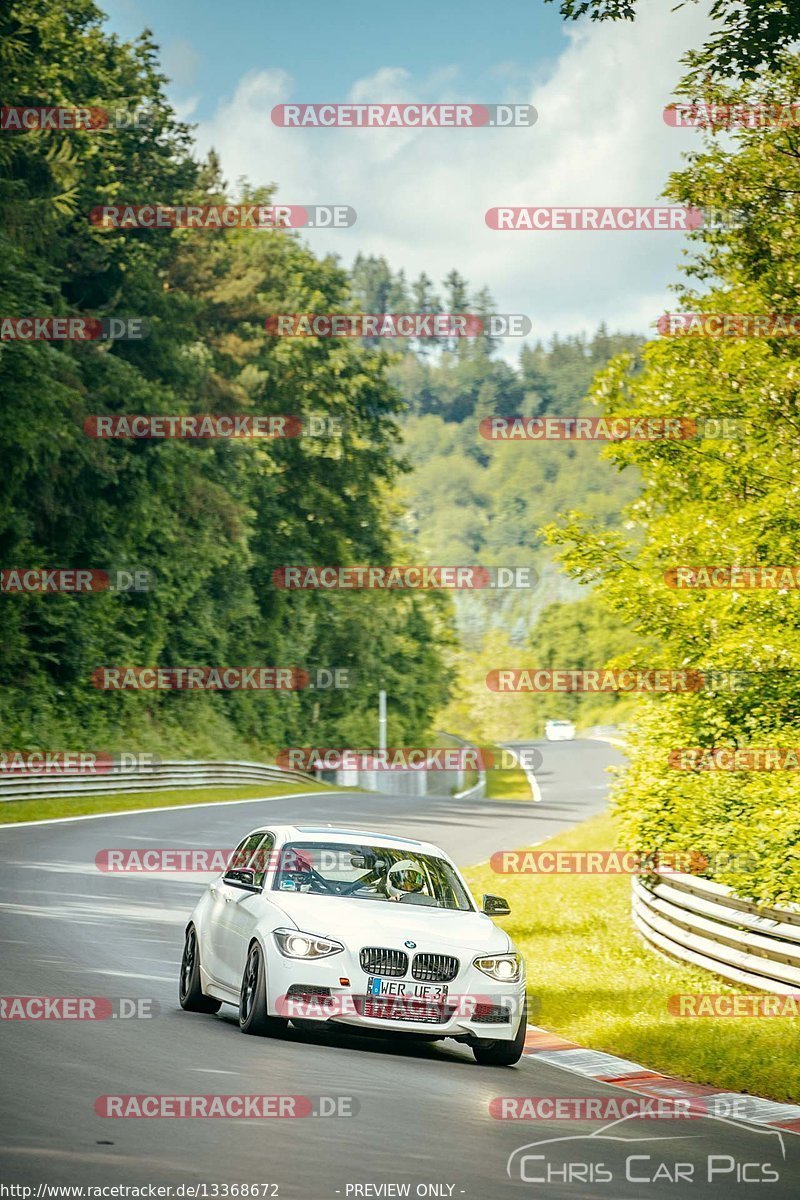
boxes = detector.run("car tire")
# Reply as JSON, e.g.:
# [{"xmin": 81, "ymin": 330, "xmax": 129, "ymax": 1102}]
[
  {"xmin": 179, "ymin": 924, "xmax": 222, "ymax": 1014},
  {"xmin": 239, "ymin": 941, "xmax": 288, "ymax": 1037},
  {"xmin": 471, "ymin": 998, "xmax": 527, "ymax": 1066}
]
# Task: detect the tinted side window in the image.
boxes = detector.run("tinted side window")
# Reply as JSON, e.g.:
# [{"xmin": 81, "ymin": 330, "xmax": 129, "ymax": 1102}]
[
  {"xmin": 228, "ymin": 832, "xmax": 264, "ymax": 872},
  {"xmin": 248, "ymin": 833, "xmax": 275, "ymax": 888}
]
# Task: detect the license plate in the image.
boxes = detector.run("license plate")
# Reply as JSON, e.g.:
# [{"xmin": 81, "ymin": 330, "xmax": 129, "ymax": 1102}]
[{"xmin": 367, "ymin": 976, "xmax": 448, "ymax": 1001}]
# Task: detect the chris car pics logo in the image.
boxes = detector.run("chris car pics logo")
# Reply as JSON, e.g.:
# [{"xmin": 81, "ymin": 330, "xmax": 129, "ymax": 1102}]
[{"xmin": 506, "ymin": 1115, "xmax": 786, "ymax": 1185}]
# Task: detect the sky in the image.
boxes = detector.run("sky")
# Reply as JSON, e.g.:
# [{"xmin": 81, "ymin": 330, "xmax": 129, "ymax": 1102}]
[{"xmin": 99, "ymin": 0, "xmax": 712, "ymax": 349}]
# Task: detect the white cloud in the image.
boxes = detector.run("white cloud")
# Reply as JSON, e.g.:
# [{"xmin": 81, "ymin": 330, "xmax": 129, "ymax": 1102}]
[{"xmin": 193, "ymin": 0, "xmax": 711, "ymax": 348}]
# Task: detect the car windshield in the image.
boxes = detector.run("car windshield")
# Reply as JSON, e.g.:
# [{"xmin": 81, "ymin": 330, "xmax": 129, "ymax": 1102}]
[{"xmin": 271, "ymin": 841, "xmax": 474, "ymax": 911}]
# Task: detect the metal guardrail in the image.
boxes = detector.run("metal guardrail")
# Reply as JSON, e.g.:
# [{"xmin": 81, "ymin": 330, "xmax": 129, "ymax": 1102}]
[
  {"xmin": 0, "ymin": 745, "xmax": 487, "ymax": 803},
  {"xmin": 0, "ymin": 759, "xmax": 318, "ymax": 802},
  {"xmin": 633, "ymin": 870, "xmax": 800, "ymax": 995}
]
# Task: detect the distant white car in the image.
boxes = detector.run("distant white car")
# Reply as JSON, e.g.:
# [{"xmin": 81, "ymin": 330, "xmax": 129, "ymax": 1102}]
[
  {"xmin": 545, "ymin": 719, "xmax": 576, "ymax": 741},
  {"xmin": 180, "ymin": 824, "xmax": 527, "ymax": 1065}
]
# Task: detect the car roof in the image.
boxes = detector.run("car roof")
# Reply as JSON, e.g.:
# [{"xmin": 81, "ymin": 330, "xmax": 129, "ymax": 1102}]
[{"xmin": 239, "ymin": 823, "xmax": 445, "ymax": 857}]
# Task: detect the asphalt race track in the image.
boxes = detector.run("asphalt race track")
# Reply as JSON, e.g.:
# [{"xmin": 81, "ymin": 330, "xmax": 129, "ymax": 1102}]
[{"xmin": 0, "ymin": 739, "xmax": 797, "ymax": 1198}]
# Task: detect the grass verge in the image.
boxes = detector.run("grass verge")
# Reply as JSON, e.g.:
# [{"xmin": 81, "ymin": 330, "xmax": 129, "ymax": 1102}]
[
  {"xmin": 485, "ymin": 745, "xmax": 533, "ymax": 801},
  {"xmin": 0, "ymin": 780, "xmax": 339, "ymax": 826},
  {"xmin": 464, "ymin": 809, "xmax": 800, "ymax": 1103}
]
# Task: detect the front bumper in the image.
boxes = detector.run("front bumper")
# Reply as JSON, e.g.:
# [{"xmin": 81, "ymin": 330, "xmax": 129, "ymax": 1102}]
[{"xmin": 266, "ymin": 949, "xmax": 526, "ymax": 1040}]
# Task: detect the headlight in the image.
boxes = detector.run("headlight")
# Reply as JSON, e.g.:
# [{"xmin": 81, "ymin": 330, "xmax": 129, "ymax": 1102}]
[
  {"xmin": 274, "ymin": 928, "xmax": 344, "ymax": 959},
  {"xmin": 473, "ymin": 953, "xmax": 523, "ymax": 982}
]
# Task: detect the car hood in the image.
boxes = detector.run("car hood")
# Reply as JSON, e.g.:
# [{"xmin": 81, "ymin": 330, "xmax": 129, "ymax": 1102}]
[{"xmin": 268, "ymin": 893, "xmax": 511, "ymax": 954}]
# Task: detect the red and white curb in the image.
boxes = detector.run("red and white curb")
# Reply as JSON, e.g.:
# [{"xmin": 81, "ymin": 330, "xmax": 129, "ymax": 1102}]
[{"xmin": 523, "ymin": 1024, "xmax": 800, "ymax": 1134}]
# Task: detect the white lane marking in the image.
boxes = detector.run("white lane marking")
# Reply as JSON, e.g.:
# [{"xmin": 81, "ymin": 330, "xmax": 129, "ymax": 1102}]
[
  {"xmin": 10, "ymin": 863, "xmax": 220, "ymax": 885},
  {"xmin": 498, "ymin": 743, "xmax": 542, "ymax": 803},
  {"xmin": 453, "ymin": 779, "xmax": 485, "ymax": 800},
  {"xmin": 18, "ymin": 887, "xmax": 191, "ymax": 905},
  {"xmin": 189, "ymin": 1069, "xmax": 241, "ymax": 1076},
  {"xmin": 71, "ymin": 969, "xmax": 174, "ymax": 981},
  {"xmin": 0, "ymin": 788, "xmax": 340, "ymax": 831},
  {"xmin": 14, "ymin": 862, "xmax": 106, "ymax": 874},
  {"xmin": 109, "ymin": 835, "xmax": 165, "ymax": 842},
  {"xmin": 0, "ymin": 899, "xmax": 186, "ymax": 924},
  {"xmin": 0, "ymin": 1147, "xmax": 199, "ymax": 1170}
]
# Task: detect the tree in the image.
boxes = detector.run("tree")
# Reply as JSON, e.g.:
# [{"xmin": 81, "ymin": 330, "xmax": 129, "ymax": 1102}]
[
  {"xmin": 546, "ymin": 58, "xmax": 800, "ymax": 905},
  {"xmin": 0, "ymin": 0, "xmax": 452, "ymax": 757},
  {"xmin": 547, "ymin": 1, "xmax": 800, "ymax": 86},
  {"xmin": 410, "ymin": 272, "xmax": 442, "ymax": 355}
]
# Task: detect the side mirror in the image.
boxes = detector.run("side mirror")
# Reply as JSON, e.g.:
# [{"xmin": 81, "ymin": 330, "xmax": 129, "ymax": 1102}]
[
  {"xmin": 224, "ymin": 868, "xmax": 260, "ymax": 892},
  {"xmin": 482, "ymin": 893, "xmax": 511, "ymax": 916}
]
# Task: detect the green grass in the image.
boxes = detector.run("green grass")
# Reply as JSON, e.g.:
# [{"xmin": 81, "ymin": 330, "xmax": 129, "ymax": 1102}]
[
  {"xmin": 485, "ymin": 745, "xmax": 533, "ymax": 801},
  {"xmin": 431, "ymin": 734, "xmax": 531, "ymax": 799},
  {"xmin": 464, "ymin": 810, "xmax": 800, "ymax": 1103},
  {"xmin": 0, "ymin": 780, "xmax": 340, "ymax": 825}
]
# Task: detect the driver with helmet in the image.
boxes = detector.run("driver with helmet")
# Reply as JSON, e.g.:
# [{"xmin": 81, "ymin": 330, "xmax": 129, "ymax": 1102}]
[{"xmin": 385, "ymin": 858, "xmax": 428, "ymax": 903}]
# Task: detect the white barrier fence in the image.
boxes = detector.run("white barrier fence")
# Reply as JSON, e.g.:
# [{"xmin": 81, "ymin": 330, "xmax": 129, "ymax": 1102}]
[
  {"xmin": 0, "ymin": 758, "xmax": 317, "ymax": 802},
  {"xmin": 319, "ymin": 733, "xmax": 486, "ymax": 799},
  {"xmin": 633, "ymin": 870, "xmax": 800, "ymax": 995},
  {"xmin": 323, "ymin": 764, "xmax": 485, "ymax": 799}
]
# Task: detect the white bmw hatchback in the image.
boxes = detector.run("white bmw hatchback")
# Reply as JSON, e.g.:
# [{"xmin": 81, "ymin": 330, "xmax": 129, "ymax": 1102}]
[{"xmin": 179, "ymin": 824, "xmax": 527, "ymax": 1065}]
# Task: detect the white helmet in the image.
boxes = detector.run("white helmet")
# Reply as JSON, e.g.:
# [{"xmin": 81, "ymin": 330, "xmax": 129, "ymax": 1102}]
[{"xmin": 386, "ymin": 858, "xmax": 425, "ymax": 899}]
